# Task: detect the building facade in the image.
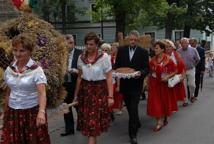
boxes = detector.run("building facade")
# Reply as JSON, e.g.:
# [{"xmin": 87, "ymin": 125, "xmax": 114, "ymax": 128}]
[{"xmin": 57, "ymin": 0, "xmax": 213, "ymax": 50}]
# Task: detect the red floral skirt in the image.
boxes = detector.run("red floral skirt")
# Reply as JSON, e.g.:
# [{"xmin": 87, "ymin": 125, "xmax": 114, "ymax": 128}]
[
  {"xmin": 77, "ymin": 79, "xmax": 111, "ymax": 136},
  {"xmin": 0, "ymin": 106, "xmax": 50, "ymax": 144}
]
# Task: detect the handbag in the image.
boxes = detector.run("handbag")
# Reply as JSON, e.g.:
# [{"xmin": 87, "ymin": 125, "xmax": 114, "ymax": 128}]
[{"xmin": 168, "ymin": 74, "xmax": 182, "ymax": 88}]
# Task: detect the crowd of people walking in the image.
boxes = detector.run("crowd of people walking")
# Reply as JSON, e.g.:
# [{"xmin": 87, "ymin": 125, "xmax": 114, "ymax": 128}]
[{"xmin": 1, "ymin": 29, "xmax": 213, "ymax": 144}]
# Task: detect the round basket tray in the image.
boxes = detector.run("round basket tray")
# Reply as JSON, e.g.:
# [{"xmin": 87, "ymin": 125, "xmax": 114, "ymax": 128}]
[{"xmin": 113, "ymin": 67, "xmax": 140, "ymax": 79}]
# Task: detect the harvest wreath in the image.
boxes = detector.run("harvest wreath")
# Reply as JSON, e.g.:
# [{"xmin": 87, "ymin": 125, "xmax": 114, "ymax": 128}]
[{"xmin": 0, "ymin": 14, "xmax": 68, "ymax": 107}]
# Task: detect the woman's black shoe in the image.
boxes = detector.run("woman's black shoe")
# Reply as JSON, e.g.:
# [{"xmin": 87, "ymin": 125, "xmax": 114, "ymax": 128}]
[{"xmin": 60, "ymin": 131, "xmax": 74, "ymax": 136}]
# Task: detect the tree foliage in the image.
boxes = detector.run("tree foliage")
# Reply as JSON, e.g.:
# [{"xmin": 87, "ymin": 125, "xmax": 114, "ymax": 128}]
[{"xmin": 93, "ymin": 0, "xmax": 168, "ymax": 40}]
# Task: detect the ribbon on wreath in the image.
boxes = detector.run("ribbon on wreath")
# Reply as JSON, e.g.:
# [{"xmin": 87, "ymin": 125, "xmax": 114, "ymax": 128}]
[{"xmin": 11, "ymin": 0, "xmax": 38, "ymax": 12}]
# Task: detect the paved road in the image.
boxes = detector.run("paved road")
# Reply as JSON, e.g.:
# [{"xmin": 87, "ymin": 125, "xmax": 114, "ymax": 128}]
[{"xmin": 47, "ymin": 75, "xmax": 214, "ymax": 144}]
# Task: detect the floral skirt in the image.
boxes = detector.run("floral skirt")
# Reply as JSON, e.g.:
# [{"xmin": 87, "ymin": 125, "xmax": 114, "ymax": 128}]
[
  {"xmin": 77, "ymin": 79, "xmax": 111, "ymax": 136},
  {"xmin": 1, "ymin": 106, "xmax": 50, "ymax": 144}
]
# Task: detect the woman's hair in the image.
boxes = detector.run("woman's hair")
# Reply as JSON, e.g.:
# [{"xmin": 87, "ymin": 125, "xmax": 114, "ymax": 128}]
[
  {"xmin": 84, "ymin": 32, "xmax": 100, "ymax": 45},
  {"xmin": 101, "ymin": 43, "xmax": 112, "ymax": 54},
  {"xmin": 164, "ymin": 39, "xmax": 176, "ymax": 49},
  {"xmin": 154, "ymin": 40, "xmax": 166, "ymax": 50},
  {"xmin": 12, "ymin": 33, "xmax": 35, "ymax": 52}
]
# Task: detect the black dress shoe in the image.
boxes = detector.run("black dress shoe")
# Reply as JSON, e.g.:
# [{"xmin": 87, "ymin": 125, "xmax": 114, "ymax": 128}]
[
  {"xmin": 60, "ymin": 131, "xmax": 74, "ymax": 136},
  {"xmin": 138, "ymin": 122, "xmax": 142, "ymax": 128},
  {"xmin": 111, "ymin": 112, "xmax": 115, "ymax": 122},
  {"xmin": 130, "ymin": 137, "xmax": 138, "ymax": 144}
]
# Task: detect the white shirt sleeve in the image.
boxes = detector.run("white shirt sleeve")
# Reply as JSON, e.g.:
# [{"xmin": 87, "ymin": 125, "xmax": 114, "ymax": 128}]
[
  {"xmin": 34, "ymin": 67, "xmax": 47, "ymax": 85},
  {"xmin": 3, "ymin": 67, "xmax": 9, "ymax": 82},
  {"xmin": 77, "ymin": 56, "xmax": 83, "ymax": 70},
  {"xmin": 103, "ymin": 53, "xmax": 112, "ymax": 73}
]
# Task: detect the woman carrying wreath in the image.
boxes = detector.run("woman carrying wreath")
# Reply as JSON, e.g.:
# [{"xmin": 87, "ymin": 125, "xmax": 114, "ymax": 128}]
[{"xmin": 73, "ymin": 32, "xmax": 114, "ymax": 144}]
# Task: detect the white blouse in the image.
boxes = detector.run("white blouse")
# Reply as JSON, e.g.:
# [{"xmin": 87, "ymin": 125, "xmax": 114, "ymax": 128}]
[
  {"xmin": 77, "ymin": 53, "xmax": 112, "ymax": 81},
  {"xmin": 4, "ymin": 58, "xmax": 47, "ymax": 109},
  {"xmin": 170, "ymin": 52, "xmax": 178, "ymax": 65}
]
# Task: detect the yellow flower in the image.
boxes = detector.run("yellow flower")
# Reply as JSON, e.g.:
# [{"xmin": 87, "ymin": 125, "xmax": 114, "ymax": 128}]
[
  {"xmin": 0, "ymin": 68, "xmax": 4, "ymax": 80},
  {"xmin": 27, "ymin": 20, "xmax": 34, "ymax": 28}
]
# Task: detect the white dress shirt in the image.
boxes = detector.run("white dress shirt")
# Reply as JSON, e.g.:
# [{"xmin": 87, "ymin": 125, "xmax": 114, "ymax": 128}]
[{"xmin": 129, "ymin": 46, "xmax": 137, "ymax": 61}]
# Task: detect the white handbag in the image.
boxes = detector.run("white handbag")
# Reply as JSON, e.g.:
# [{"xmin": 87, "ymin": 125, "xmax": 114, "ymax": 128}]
[{"xmin": 168, "ymin": 74, "xmax": 182, "ymax": 88}]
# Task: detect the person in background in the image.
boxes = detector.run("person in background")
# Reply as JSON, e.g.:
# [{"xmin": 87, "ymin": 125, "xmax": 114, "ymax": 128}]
[
  {"xmin": 206, "ymin": 53, "xmax": 214, "ymax": 77},
  {"xmin": 61, "ymin": 34, "xmax": 82, "ymax": 136},
  {"xmin": 111, "ymin": 42, "xmax": 123, "ymax": 115},
  {"xmin": 1, "ymin": 33, "xmax": 50, "ymax": 144},
  {"xmin": 101, "ymin": 43, "xmax": 112, "ymax": 56},
  {"xmin": 177, "ymin": 38, "xmax": 200, "ymax": 106},
  {"xmin": 114, "ymin": 30, "xmax": 149, "ymax": 144},
  {"xmin": 147, "ymin": 41, "xmax": 178, "ymax": 132},
  {"xmin": 74, "ymin": 32, "xmax": 114, "ymax": 144},
  {"xmin": 101, "ymin": 43, "xmax": 115, "ymax": 121},
  {"xmin": 164, "ymin": 39, "xmax": 186, "ymax": 105},
  {"xmin": 189, "ymin": 38, "xmax": 205, "ymax": 101}
]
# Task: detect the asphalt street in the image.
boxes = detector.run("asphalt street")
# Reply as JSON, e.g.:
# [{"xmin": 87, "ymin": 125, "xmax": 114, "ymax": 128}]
[{"xmin": 49, "ymin": 74, "xmax": 214, "ymax": 144}]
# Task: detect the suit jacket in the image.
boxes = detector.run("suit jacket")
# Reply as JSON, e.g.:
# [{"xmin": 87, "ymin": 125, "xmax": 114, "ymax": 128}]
[
  {"xmin": 114, "ymin": 45, "xmax": 149, "ymax": 94},
  {"xmin": 64, "ymin": 48, "xmax": 82, "ymax": 83},
  {"xmin": 196, "ymin": 46, "xmax": 205, "ymax": 73},
  {"xmin": 63, "ymin": 48, "xmax": 82, "ymax": 103}
]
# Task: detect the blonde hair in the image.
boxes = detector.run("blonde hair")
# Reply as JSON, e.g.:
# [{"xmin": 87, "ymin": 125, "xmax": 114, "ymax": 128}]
[
  {"xmin": 101, "ymin": 43, "xmax": 112, "ymax": 54},
  {"xmin": 164, "ymin": 39, "xmax": 176, "ymax": 49}
]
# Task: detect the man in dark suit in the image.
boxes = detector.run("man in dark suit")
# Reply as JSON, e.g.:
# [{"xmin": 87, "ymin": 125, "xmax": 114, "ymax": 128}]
[
  {"xmin": 61, "ymin": 34, "xmax": 82, "ymax": 136},
  {"xmin": 114, "ymin": 30, "xmax": 149, "ymax": 144},
  {"xmin": 189, "ymin": 38, "xmax": 205, "ymax": 101}
]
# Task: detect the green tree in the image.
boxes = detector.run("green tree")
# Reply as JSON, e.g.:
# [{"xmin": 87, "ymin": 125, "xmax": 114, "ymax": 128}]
[
  {"xmin": 93, "ymin": 0, "xmax": 167, "ymax": 40},
  {"xmin": 179, "ymin": 0, "xmax": 214, "ymax": 38}
]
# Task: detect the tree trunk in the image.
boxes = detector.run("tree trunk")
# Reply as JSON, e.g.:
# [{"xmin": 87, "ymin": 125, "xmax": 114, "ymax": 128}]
[
  {"xmin": 183, "ymin": 2, "xmax": 193, "ymax": 38},
  {"xmin": 114, "ymin": 10, "xmax": 126, "ymax": 41},
  {"xmin": 61, "ymin": 0, "xmax": 66, "ymax": 34},
  {"xmin": 183, "ymin": 24, "xmax": 191, "ymax": 38},
  {"xmin": 165, "ymin": 12, "xmax": 174, "ymax": 39}
]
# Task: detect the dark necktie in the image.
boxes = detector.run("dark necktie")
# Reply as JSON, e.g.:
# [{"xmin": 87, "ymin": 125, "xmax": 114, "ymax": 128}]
[{"xmin": 130, "ymin": 46, "xmax": 136, "ymax": 51}]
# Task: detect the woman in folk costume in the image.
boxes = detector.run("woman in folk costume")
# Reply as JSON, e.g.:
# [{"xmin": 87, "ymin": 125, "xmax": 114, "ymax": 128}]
[
  {"xmin": 111, "ymin": 42, "xmax": 123, "ymax": 115},
  {"xmin": 74, "ymin": 32, "xmax": 114, "ymax": 144},
  {"xmin": 1, "ymin": 33, "xmax": 50, "ymax": 144},
  {"xmin": 147, "ymin": 41, "xmax": 178, "ymax": 132},
  {"xmin": 164, "ymin": 39, "xmax": 187, "ymax": 106}
]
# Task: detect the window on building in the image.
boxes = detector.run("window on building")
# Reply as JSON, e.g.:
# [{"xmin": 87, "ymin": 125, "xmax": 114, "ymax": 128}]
[
  {"xmin": 145, "ymin": 32, "xmax": 155, "ymax": 40},
  {"xmin": 175, "ymin": 31, "xmax": 184, "ymax": 41}
]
